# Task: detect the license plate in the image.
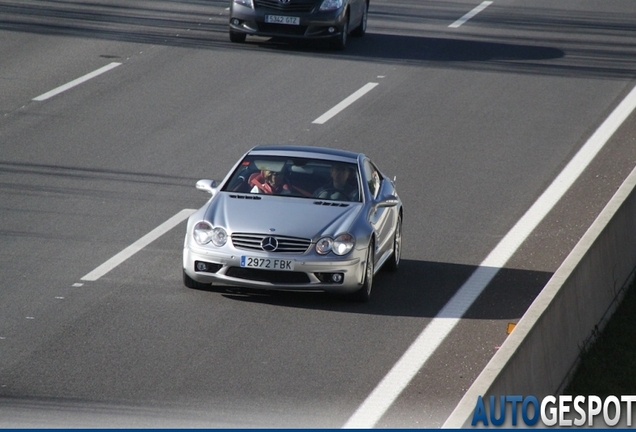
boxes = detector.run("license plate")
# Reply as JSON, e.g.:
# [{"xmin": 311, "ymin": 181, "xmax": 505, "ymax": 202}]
[
  {"xmin": 265, "ymin": 15, "xmax": 300, "ymax": 25},
  {"xmin": 241, "ymin": 256, "xmax": 294, "ymax": 271}
]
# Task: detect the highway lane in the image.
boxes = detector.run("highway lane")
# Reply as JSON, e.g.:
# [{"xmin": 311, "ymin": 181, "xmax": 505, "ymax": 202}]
[{"xmin": 1, "ymin": 0, "xmax": 636, "ymax": 427}]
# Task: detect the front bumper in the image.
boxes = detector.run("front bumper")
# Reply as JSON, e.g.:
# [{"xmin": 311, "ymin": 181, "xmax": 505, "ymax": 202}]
[
  {"xmin": 183, "ymin": 243, "xmax": 365, "ymax": 293},
  {"xmin": 229, "ymin": 3, "xmax": 347, "ymax": 40}
]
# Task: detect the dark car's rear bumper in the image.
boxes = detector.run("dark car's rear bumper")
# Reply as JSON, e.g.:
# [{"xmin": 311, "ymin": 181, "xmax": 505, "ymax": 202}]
[{"xmin": 229, "ymin": 3, "xmax": 347, "ymax": 40}]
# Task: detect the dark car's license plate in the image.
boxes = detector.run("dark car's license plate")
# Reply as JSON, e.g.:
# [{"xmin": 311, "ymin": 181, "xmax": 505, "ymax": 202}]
[
  {"xmin": 241, "ymin": 256, "xmax": 294, "ymax": 271},
  {"xmin": 265, "ymin": 15, "xmax": 300, "ymax": 25}
]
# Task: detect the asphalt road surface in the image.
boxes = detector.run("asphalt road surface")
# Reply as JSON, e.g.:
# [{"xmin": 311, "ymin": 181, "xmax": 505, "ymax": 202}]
[{"xmin": 1, "ymin": 0, "xmax": 636, "ymax": 427}]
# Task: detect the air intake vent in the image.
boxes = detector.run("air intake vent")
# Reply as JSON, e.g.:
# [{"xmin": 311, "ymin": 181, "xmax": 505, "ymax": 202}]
[
  {"xmin": 229, "ymin": 194, "xmax": 262, "ymax": 200},
  {"xmin": 227, "ymin": 267, "xmax": 310, "ymax": 284},
  {"xmin": 313, "ymin": 201, "xmax": 349, "ymax": 207}
]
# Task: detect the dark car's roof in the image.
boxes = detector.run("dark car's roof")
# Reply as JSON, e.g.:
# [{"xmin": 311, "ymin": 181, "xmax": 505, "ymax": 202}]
[{"xmin": 248, "ymin": 145, "xmax": 361, "ymax": 162}]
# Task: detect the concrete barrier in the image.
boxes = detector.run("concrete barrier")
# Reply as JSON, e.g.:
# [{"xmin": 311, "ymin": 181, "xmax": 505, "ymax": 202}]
[{"xmin": 443, "ymin": 165, "xmax": 636, "ymax": 428}]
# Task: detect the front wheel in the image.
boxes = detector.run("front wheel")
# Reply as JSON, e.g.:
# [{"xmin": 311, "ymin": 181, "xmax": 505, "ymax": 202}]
[
  {"xmin": 229, "ymin": 30, "xmax": 246, "ymax": 43},
  {"xmin": 351, "ymin": 242, "xmax": 374, "ymax": 302},
  {"xmin": 330, "ymin": 17, "xmax": 348, "ymax": 50},
  {"xmin": 385, "ymin": 213, "xmax": 402, "ymax": 272},
  {"xmin": 351, "ymin": 3, "xmax": 368, "ymax": 37},
  {"xmin": 183, "ymin": 270, "xmax": 210, "ymax": 290}
]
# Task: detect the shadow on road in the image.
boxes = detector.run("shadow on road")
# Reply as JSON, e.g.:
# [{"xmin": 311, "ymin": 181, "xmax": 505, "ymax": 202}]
[{"xmin": 191, "ymin": 258, "xmax": 551, "ymax": 320}]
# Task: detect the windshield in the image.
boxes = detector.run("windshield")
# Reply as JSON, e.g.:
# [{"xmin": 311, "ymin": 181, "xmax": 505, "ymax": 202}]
[{"xmin": 222, "ymin": 155, "xmax": 361, "ymax": 202}]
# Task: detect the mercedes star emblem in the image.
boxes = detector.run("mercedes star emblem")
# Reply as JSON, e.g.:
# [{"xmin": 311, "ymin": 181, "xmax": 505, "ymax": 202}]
[{"xmin": 261, "ymin": 236, "xmax": 279, "ymax": 252}]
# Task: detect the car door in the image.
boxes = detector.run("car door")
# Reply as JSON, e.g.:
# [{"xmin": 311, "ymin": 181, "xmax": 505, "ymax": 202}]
[{"xmin": 363, "ymin": 159, "xmax": 395, "ymax": 262}]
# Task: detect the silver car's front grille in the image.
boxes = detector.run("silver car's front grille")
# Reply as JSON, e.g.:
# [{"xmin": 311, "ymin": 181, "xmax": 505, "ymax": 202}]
[
  {"xmin": 254, "ymin": 0, "xmax": 316, "ymax": 13},
  {"xmin": 232, "ymin": 233, "xmax": 311, "ymax": 253}
]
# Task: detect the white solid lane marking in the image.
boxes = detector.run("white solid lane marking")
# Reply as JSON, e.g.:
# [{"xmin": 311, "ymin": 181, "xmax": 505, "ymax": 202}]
[
  {"xmin": 343, "ymin": 85, "xmax": 636, "ymax": 429},
  {"xmin": 449, "ymin": 1, "xmax": 493, "ymax": 28},
  {"xmin": 312, "ymin": 82, "xmax": 378, "ymax": 124},
  {"xmin": 33, "ymin": 62, "xmax": 122, "ymax": 101},
  {"xmin": 80, "ymin": 209, "xmax": 196, "ymax": 282}
]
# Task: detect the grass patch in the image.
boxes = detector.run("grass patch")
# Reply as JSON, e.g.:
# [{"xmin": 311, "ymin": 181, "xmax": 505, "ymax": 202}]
[{"xmin": 564, "ymin": 279, "xmax": 636, "ymax": 397}]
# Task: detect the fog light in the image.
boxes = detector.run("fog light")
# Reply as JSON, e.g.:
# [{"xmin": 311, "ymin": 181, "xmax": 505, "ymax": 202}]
[
  {"xmin": 315, "ymin": 272, "xmax": 344, "ymax": 284},
  {"xmin": 195, "ymin": 261, "xmax": 222, "ymax": 273},
  {"xmin": 328, "ymin": 27, "xmax": 336, "ymax": 33},
  {"xmin": 231, "ymin": 18, "xmax": 240, "ymax": 25}
]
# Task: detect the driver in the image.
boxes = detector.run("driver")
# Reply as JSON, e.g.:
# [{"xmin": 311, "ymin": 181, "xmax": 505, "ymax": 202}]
[{"xmin": 314, "ymin": 163, "xmax": 358, "ymax": 201}]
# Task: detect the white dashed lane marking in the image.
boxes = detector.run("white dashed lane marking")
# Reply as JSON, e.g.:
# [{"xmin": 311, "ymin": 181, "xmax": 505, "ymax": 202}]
[
  {"xmin": 449, "ymin": 1, "xmax": 493, "ymax": 28},
  {"xmin": 33, "ymin": 62, "xmax": 121, "ymax": 101},
  {"xmin": 79, "ymin": 209, "xmax": 195, "ymax": 282},
  {"xmin": 312, "ymin": 82, "xmax": 379, "ymax": 124}
]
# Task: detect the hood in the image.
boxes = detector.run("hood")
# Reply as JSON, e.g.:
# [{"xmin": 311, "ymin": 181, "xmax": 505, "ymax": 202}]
[{"xmin": 204, "ymin": 192, "xmax": 362, "ymax": 240}]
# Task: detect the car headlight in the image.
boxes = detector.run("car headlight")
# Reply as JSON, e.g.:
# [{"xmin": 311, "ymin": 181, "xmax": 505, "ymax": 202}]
[
  {"xmin": 233, "ymin": 0, "xmax": 254, "ymax": 8},
  {"xmin": 194, "ymin": 222, "xmax": 213, "ymax": 245},
  {"xmin": 211, "ymin": 227, "xmax": 228, "ymax": 247},
  {"xmin": 193, "ymin": 222, "xmax": 227, "ymax": 247},
  {"xmin": 316, "ymin": 233, "xmax": 355, "ymax": 255},
  {"xmin": 316, "ymin": 237, "xmax": 333, "ymax": 255},
  {"xmin": 319, "ymin": 0, "xmax": 344, "ymax": 11},
  {"xmin": 332, "ymin": 233, "xmax": 355, "ymax": 255}
]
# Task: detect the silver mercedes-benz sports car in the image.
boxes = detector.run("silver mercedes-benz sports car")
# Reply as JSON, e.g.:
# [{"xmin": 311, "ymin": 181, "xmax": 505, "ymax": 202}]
[{"xmin": 182, "ymin": 145, "xmax": 402, "ymax": 302}]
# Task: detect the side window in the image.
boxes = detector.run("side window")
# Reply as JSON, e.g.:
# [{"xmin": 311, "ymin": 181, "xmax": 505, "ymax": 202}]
[{"xmin": 363, "ymin": 159, "xmax": 382, "ymax": 199}]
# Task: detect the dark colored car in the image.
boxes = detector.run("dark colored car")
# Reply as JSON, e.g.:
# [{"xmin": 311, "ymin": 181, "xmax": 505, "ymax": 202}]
[{"xmin": 229, "ymin": 0, "xmax": 368, "ymax": 50}]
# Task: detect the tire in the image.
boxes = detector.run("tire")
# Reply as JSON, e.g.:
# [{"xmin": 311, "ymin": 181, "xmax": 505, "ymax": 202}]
[
  {"xmin": 330, "ymin": 15, "xmax": 348, "ymax": 50},
  {"xmin": 183, "ymin": 270, "xmax": 210, "ymax": 290},
  {"xmin": 351, "ymin": 242, "xmax": 374, "ymax": 302},
  {"xmin": 230, "ymin": 30, "xmax": 246, "ymax": 43},
  {"xmin": 385, "ymin": 213, "xmax": 402, "ymax": 272},
  {"xmin": 351, "ymin": 2, "xmax": 368, "ymax": 37}
]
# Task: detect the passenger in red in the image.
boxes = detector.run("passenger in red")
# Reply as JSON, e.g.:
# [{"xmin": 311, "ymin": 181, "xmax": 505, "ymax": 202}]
[{"xmin": 249, "ymin": 170, "xmax": 291, "ymax": 195}]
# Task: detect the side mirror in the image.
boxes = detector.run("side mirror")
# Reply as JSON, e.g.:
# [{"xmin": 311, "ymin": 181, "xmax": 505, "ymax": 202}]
[
  {"xmin": 376, "ymin": 194, "xmax": 399, "ymax": 208},
  {"xmin": 196, "ymin": 179, "xmax": 217, "ymax": 195}
]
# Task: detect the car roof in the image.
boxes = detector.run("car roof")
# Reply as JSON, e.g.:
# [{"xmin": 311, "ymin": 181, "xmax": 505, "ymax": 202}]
[{"xmin": 247, "ymin": 145, "xmax": 362, "ymax": 163}]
